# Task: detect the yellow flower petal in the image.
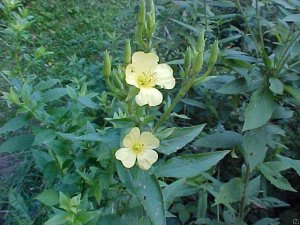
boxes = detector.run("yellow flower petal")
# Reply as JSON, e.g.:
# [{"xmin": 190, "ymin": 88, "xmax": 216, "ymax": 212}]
[
  {"xmin": 140, "ymin": 132, "xmax": 160, "ymax": 149},
  {"xmin": 153, "ymin": 64, "xmax": 175, "ymax": 89},
  {"xmin": 135, "ymin": 87, "xmax": 163, "ymax": 106},
  {"xmin": 123, "ymin": 127, "xmax": 140, "ymax": 148},
  {"xmin": 115, "ymin": 148, "xmax": 136, "ymax": 168},
  {"xmin": 132, "ymin": 51, "xmax": 159, "ymax": 72},
  {"xmin": 125, "ymin": 64, "xmax": 139, "ymax": 87},
  {"xmin": 137, "ymin": 149, "xmax": 158, "ymax": 170}
]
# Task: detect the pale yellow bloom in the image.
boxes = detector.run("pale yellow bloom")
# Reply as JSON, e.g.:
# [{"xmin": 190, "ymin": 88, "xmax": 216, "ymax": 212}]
[
  {"xmin": 115, "ymin": 127, "xmax": 159, "ymax": 170},
  {"xmin": 125, "ymin": 51, "xmax": 175, "ymax": 106}
]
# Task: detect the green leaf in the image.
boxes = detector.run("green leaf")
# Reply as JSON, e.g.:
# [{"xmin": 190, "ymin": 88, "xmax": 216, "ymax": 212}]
[
  {"xmin": 78, "ymin": 95, "xmax": 99, "ymax": 109},
  {"xmin": 0, "ymin": 135, "xmax": 34, "ymax": 153},
  {"xmin": 216, "ymin": 78, "xmax": 248, "ymax": 95},
  {"xmin": 35, "ymin": 79, "xmax": 58, "ymax": 91},
  {"xmin": 34, "ymin": 189, "xmax": 59, "ymax": 206},
  {"xmin": 0, "ymin": 115, "xmax": 28, "ymax": 134},
  {"xmin": 162, "ymin": 179, "xmax": 199, "ymax": 209},
  {"xmin": 243, "ymin": 89, "xmax": 275, "ymax": 131},
  {"xmin": 44, "ymin": 212, "xmax": 68, "ymax": 225},
  {"xmin": 194, "ymin": 131, "xmax": 242, "ymax": 149},
  {"xmin": 156, "ymin": 124, "xmax": 205, "ymax": 155},
  {"xmin": 170, "ymin": 18, "xmax": 200, "ymax": 34},
  {"xmin": 242, "ymin": 129, "xmax": 267, "ymax": 171},
  {"xmin": 116, "ymin": 164, "xmax": 165, "ymax": 225},
  {"xmin": 246, "ymin": 176, "xmax": 261, "ymax": 198},
  {"xmin": 253, "ymin": 218, "xmax": 280, "ymax": 225},
  {"xmin": 214, "ymin": 177, "xmax": 244, "ymax": 208},
  {"xmin": 155, "ymin": 150, "xmax": 229, "ymax": 178},
  {"xmin": 33, "ymin": 129, "xmax": 56, "ymax": 145},
  {"xmin": 277, "ymin": 155, "xmax": 300, "ymax": 176},
  {"xmin": 259, "ymin": 162, "xmax": 296, "ymax": 192},
  {"xmin": 66, "ymin": 85, "xmax": 77, "ymax": 99},
  {"xmin": 269, "ymin": 78, "xmax": 283, "ymax": 95},
  {"xmin": 8, "ymin": 188, "xmax": 31, "ymax": 221},
  {"xmin": 282, "ymin": 14, "xmax": 300, "ymax": 22},
  {"xmin": 284, "ymin": 85, "xmax": 300, "ymax": 104},
  {"xmin": 42, "ymin": 88, "xmax": 67, "ymax": 102}
]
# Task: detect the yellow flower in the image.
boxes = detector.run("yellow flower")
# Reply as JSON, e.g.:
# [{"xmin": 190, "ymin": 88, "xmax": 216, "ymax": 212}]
[
  {"xmin": 115, "ymin": 127, "xmax": 159, "ymax": 170},
  {"xmin": 125, "ymin": 51, "xmax": 175, "ymax": 106}
]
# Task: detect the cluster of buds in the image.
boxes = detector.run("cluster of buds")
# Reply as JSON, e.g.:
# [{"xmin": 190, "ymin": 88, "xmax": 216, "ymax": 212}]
[
  {"xmin": 103, "ymin": 39, "xmax": 133, "ymax": 100},
  {"xmin": 136, "ymin": 0, "xmax": 156, "ymax": 51},
  {"xmin": 182, "ymin": 30, "xmax": 219, "ymax": 84}
]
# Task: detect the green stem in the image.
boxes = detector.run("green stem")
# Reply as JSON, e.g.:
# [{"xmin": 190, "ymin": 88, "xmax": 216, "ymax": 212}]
[
  {"xmin": 153, "ymin": 77, "xmax": 195, "ymax": 131},
  {"xmin": 105, "ymin": 77, "xmax": 123, "ymax": 99}
]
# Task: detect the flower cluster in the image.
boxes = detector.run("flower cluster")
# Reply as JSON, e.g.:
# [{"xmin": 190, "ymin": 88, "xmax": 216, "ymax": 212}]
[{"xmin": 114, "ymin": 51, "xmax": 175, "ymax": 170}]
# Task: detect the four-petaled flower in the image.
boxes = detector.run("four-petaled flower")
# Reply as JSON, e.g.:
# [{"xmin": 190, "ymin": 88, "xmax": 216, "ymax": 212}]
[
  {"xmin": 125, "ymin": 51, "xmax": 175, "ymax": 106},
  {"xmin": 115, "ymin": 127, "xmax": 159, "ymax": 170}
]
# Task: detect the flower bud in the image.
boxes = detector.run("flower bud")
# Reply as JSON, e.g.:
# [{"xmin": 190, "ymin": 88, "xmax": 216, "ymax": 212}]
[
  {"xmin": 124, "ymin": 39, "xmax": 131, "ymax": 64},
  {"xmin": 196, "ymin": 30, "xmax": 205, "ymax": 52},
  {"xmin": 192, "ymin": 51, "xmax": 204, "ymax": 75},
  {"xmin": 103, "ymin": 51, "xmax": 111, "ymax": 78},
  {"xmin": 184, "ymin": 47, "xmax": 192, "ymax": 71},
  {"xmin": 149, "ymin": 0, "xmax": 155, "ymax": 23},
  {"xmin": 138, "ymin": 0, "xmax": 146, "ymax": 25},
  {"xmin": 208, "ymin": 41, "xmax": 219, "ymax": 67},
  {"xmin": 112, "ymin": 69, "xmax": 124, "ymax": 90},
  {"xmin": 146, "ymin": 13, "xmax": 155, "ymax": 35}
]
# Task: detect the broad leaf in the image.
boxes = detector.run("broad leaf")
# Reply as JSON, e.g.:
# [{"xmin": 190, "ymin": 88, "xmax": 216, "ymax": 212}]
[
  {"xmin": 277, "ymin": 155, "xmax": 300, "ymax": 176},
  {"xmin": 243, "ymin": 89, "xmax": 275, "ymax": 131},
  {"xmin": 0, "ymin": 135, "xmax": 34, "ymax": 153},
  {"xmin": 156, "ymin": 124, "xmax": 205, "ymax": 155},
  {"xmin": 217, "ymin": 78, "xmax": 248, "ymax": 94},
  {"xmin": 35, "ymin": 189, "xmax": 59, "ymax": 206},
  {"xmin": 42, "ymin": 88, "xmax": 67, "ymax": 103},
  {"xmin": 254, "ymin": 218, "xmax": 280, "ymax": 225},
  {"xmin": 194, "ymin": 131, "xmax": 242, "ymax": 149},
  {"xmin": 0, "ymin": 115, "xmax": 28, "ymax": 134},
  {"xmin": 259, "ymin": 162, "xmax": 296, "ymax": 192},
  {"xmin": 214, "ymin": 178, "xmax": 244, "ymax": 208},
  {"xmin": 162, "ymin": 179, "xmax": 198, "ymax": 209},
  {"xmin": 242, "ymin": 129, "xmax": 267, "ymax": 171},
  {"xmin": 155, "ymin": 151, "xmax": 229, "ymax": 178},
  {"xmin": 269, "ymin": 78, "xmax": 283, "ymax": 95},
  {"xmin": 116, "ymin": 164, "xmax": 165, "ymax": 225}
]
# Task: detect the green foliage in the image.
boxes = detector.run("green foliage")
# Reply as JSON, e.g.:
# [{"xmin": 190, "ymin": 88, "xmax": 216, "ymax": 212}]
[{"xmin": 1, "ymin": 0, "xmax": 300, "ymax": 224}]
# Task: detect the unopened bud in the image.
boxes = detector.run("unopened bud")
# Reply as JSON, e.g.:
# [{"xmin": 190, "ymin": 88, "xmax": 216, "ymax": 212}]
[
  {"xmin": 196, "ymin": 30, "xmax": 205, "ymax": 52},
  {"xmin": 192, "ymin": 51, "xmax": 204, "ymax": 74},
  {"xmin": 146, "ymin": 13, "xmax": 155, "ymax": 34},
  {"xmin": 149, "ymin": 0, "xmax": 155, "ymax": 23},
  {"xmin": 103, "ymin": 51, "xmax": 111, "ymax": 78},
  {"xmin": 184, "ymin": 47, "xmax": 192, "ymax": 71},
  {"xmin": 138, "ymin": 0, "xmax": 146, "ymax": 25},
  {"xmin": 208, "ymin": 41, "xmax": 219, "ymax": 67},
  {"xmin": 112, "ymin": 69, "xmax": 124, "ymax": 89},
  {"xmin": 124, "ymin": 39, "xmax": 131, "ymax": 64}
]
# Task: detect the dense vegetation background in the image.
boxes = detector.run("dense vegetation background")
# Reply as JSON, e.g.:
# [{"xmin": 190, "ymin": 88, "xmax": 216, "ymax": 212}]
[{"xmin": 0, "ymin": 0, "xmax": 300, "ymax": 224}]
